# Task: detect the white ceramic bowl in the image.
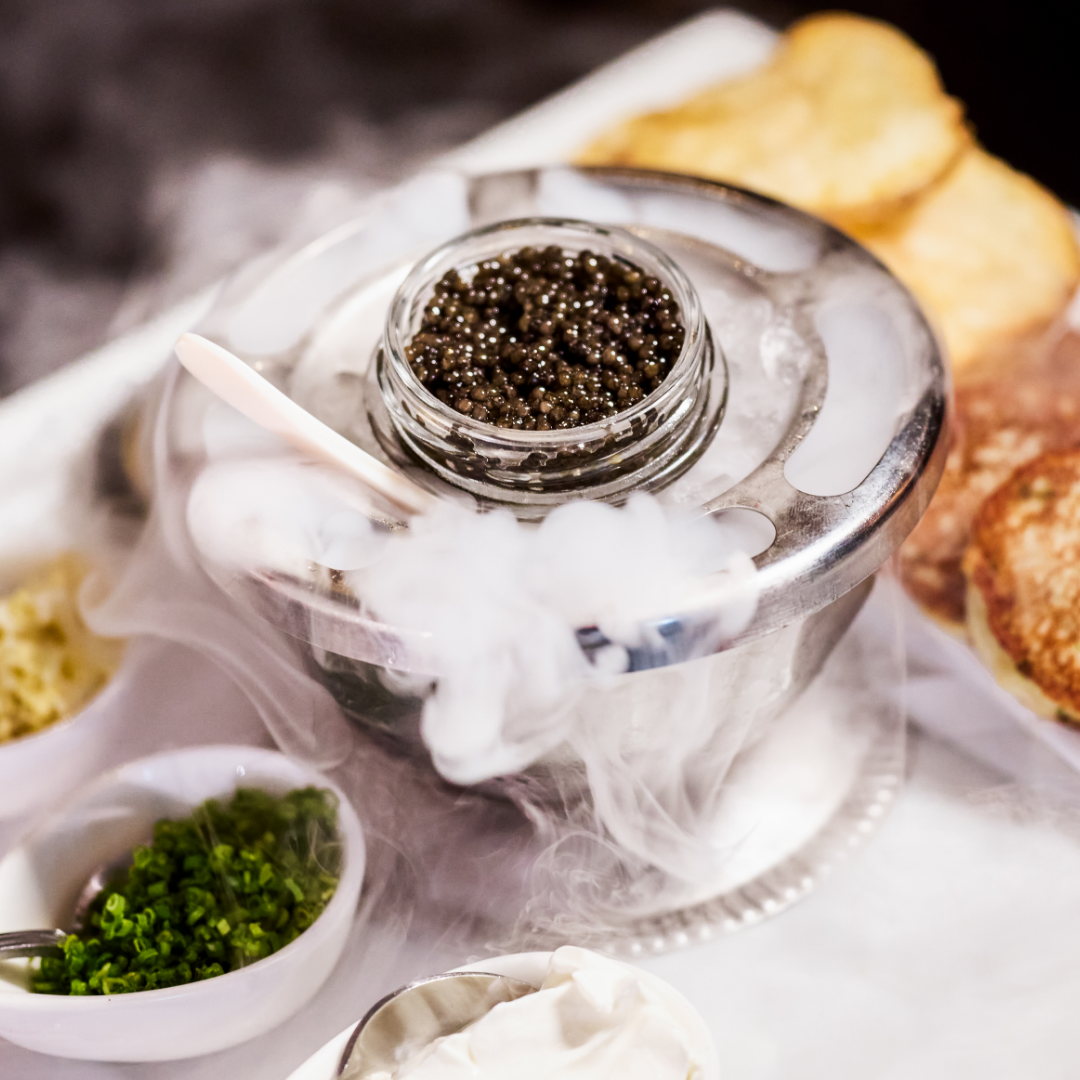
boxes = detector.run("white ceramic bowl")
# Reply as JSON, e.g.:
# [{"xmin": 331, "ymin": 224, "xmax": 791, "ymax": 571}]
[
  {"xmin": 0, "ymin": 744, "xmax": 365, "ymax": 1061},
  {"xmin": 0, "ymin": 640, "xmax": 132, "ymax": 822},
  {"xmin": 286, "ymin": 950, "xmax": 719, "ymax": 1080}
]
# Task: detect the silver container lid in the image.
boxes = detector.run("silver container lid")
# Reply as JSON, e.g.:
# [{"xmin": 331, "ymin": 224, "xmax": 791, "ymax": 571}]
[{"xmin": 171, "ymin": 166, "xmax": 947, "ymax": 672}]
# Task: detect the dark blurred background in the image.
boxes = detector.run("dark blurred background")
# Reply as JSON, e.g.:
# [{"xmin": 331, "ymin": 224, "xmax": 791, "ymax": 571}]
[{"xmin": 0, "ymin": 0, "xmax": 1070, "ymax": 394}]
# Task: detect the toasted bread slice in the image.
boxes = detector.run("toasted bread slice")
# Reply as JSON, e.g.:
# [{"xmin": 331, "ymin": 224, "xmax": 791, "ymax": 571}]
[
  {"xmin": 579, "ymin": 12, "xmax": 968, "ymax": 227},
  {"xmin": 850, "ymin": 148, "xmax": 1080, "ymax": 372},
  {"xmin": 901, "ymin": 332, "xmax": 1080, "ymax": 630},
  {"xmin": 964, "ymin": 448, "xmax": 1080, "ymax": 723}
]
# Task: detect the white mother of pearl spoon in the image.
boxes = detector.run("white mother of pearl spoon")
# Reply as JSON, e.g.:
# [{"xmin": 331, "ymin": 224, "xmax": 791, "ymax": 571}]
[{"xmin": 174, "ymin": 332, "xmax": 438, "ymax": 518}]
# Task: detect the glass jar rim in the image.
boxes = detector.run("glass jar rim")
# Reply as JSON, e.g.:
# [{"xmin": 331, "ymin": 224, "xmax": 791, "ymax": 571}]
[{"xmin": 381, "ymin": 216, "xmax": 708, "ymax": 447}]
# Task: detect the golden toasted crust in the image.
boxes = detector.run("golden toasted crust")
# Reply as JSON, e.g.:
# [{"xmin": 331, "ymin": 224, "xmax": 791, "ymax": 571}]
[
  {"xmin": 899, "ymin": 332, "xmax": 1080, "ymax": 629},
  {"xmin": 579, "ymin": 12, "xmax": 968, "ymax": 226},
  {"xmin": 965, "ymin": 580, "xmax": 1080, "ymax": 725},
  {"xmin": 849, "ymin": 148, "xmax": 1080, "ymax": 371},
  {"xmin": 964, "ymin": 448, "xmax": 1080, "ymax": 720}
]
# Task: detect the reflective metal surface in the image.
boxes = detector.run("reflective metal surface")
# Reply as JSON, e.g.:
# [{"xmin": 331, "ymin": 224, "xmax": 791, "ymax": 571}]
[
  {"xmin": 337, "ymin": 972, "xmax": 538, "ymax": 1078},
  {"xmin": 0, "ymin": 929, "xmax": 66, "ymax": 961},
  {"xmin": 0, "ymin": 852, "xmax": 135, "ymax": 964},
  {"xmin": 181, "ymin": 166, "xmax": 947, "ymax": 672},
  {"xmin": 162, "ymin": 166, "xmax": 938, "ymax": 932}
]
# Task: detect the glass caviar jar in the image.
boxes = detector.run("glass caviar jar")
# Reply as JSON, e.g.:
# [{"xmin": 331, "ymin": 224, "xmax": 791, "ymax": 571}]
[{"xmin": 369, "ymin": 218, "xmax": 724, "ymax": 516}]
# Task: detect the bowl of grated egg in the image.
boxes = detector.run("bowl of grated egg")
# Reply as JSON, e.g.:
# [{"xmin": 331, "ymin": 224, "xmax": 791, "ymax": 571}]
[{"xmin": 0, "ymin": 554, "xmax": 126, "ymax": 821}]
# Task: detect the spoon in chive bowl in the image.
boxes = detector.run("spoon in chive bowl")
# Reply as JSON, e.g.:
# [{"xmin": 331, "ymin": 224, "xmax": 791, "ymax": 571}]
[
  {"xmin": 0, "ymin": 851, "xmax": 133, "ymax": 962},
  {"xmin": 0, "ymin": 929, "xmax": 66, "ymax": 960}
]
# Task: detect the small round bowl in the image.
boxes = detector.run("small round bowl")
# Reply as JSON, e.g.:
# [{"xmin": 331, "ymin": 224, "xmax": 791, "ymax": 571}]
[
  {"xmin": 286, "ymin": 951, "xmax": 718, "ymax": 1080},
  {"xmin": 0, "ymin": 563, "xmax": 129, "ymax": 823},
  {"xmin": 0, "ymin": 660, "xmax": 128, "ymax": 822},
  {"xmin": 0, "ymin": 744, "xmax": 365, "ymax": 1061}
]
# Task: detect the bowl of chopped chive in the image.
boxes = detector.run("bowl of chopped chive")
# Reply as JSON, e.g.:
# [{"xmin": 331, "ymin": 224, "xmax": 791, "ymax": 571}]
[{"xmin": 0, "ymin": 744, "xmax": 364, "ymax": 1061}]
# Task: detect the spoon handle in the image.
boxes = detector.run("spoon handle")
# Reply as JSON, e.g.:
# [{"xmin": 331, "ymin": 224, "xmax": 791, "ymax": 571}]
[
  {"xmin": 0, "ymin": 929, "xmax": 67, "ymax": 959},
  {"xmin": 174, "ymin": 332, "xmax": 438, "ymax": 518}
]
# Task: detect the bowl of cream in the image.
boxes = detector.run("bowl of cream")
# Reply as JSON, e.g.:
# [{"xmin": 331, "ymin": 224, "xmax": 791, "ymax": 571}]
[{"xmin": 291, "ymin": 945, "xmax": 718, "ymax": 1080}]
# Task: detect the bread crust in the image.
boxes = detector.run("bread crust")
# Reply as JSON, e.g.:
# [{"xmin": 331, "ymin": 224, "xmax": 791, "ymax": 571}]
[
  {"xmin": 964, "ymin": 447, "xmax": 1080, "ymax": 720},
  {"xmin": 850, "ymin": 148, "xmax": 1080, "ymax": 371},
  {"xmin": 578, "ymin": 12, "xmax": 969, "ymax": 226},
  {"xmin": 900, "ymin": 332, "xmax": 1080, "ymax": 629}
]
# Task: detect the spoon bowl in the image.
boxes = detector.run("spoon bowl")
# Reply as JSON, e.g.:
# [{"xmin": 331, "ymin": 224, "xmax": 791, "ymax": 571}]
[
  {"xmin": 338, "ymin": 972, "xmax": 538, "ymax": 1078},
  {"xmin": 0, "ymin": 850, "xmax": 134, "ymax": 962}
]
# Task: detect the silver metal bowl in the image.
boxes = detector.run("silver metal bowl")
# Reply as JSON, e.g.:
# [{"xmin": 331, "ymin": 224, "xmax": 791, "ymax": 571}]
[{"xmin": 163, "ymin": 166, "xmax": 946, "ymax": 931}]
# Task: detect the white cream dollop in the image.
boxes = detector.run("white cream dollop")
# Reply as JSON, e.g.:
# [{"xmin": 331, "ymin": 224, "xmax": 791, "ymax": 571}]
[{"xmin": 395, "ymin": 946, "xmax": 708, "ymax": 1080}]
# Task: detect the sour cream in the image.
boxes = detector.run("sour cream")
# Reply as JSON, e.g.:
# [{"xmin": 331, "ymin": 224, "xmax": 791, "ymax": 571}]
[{"xmin": 394, "ymin": 946, "xmax": 712, "ymax": 1079}]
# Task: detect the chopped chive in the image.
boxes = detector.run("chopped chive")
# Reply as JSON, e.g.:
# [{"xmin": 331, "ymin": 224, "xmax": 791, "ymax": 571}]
[{"xmin": 32, "ymin": 787, "xmax": 340, "ymax": 995}]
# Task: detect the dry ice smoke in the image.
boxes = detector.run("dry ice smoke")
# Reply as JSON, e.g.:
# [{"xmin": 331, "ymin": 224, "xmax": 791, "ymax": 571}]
[
  {"xmin": 82, "ymin": 356, "xmax": 774, "ymax": 943},
  {"xmin": 350, "ymin": 496, "xmax": 758, "ymax": 786},
  {"xmin": 186, "ymin": 395, "xmax": 762, "ymax": 904},
  {"xmin": 128, "ymin": 354, "xmax": 798, "ymax": 951},
  {"xmin": 85, "ymin": 162, "xmax": 933, "ymax": 939}
]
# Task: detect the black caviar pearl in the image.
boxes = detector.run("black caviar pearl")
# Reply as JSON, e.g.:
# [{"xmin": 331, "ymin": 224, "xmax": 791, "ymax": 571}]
[{"xmin": 403, "ymin": 246, "xmax": 684, "ymax": 430}]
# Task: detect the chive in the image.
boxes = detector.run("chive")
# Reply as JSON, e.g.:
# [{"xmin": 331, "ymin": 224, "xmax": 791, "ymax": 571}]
[{"xmin": 32, "ymin": 787, "xmax": 341, "ymax": 995}]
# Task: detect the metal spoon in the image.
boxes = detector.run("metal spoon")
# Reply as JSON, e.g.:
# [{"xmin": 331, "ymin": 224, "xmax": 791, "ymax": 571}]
[
  {"xmin": 174, "ymin": 332, "xmax": 437, "ymax": 518},
  {"xmin": 337, "ymin": 971, "xmax": 538, "ymax": 1078},
  {"xmin": 0, "ymin": 852, "xmax": 133, "ymax": 962},
  {"xmin": 0, "ymin": 929, "xmax": 67, "ymax": 960}
]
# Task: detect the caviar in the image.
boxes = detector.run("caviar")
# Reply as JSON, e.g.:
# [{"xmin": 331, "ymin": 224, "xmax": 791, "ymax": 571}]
[{"xmin": 404, "ymin": 245, "xmax": 685, "ymax": 430}]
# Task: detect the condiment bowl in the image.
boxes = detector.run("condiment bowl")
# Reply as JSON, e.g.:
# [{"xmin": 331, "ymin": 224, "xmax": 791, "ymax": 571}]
[
  {"xmin": 0, "ymin": 556, "xmax": 129, "ymax": 823},
  {"xmin": 286, "ymin": 951, "xmax": 719, "ymax": 1080},
  {"xmin": 0, "ymin": 744, "xmax": 365, "ymax": 1061},
  {"xmin": 0, "ymin": 651, "xmax": 128, "ymax": 822}
]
